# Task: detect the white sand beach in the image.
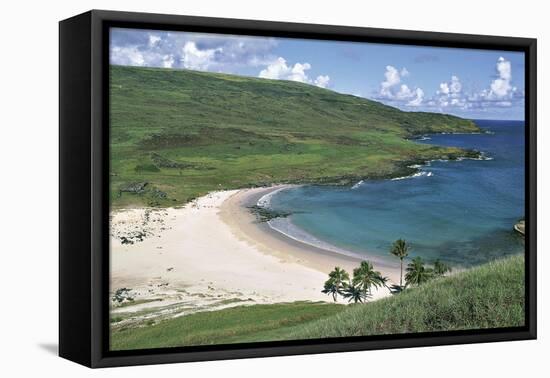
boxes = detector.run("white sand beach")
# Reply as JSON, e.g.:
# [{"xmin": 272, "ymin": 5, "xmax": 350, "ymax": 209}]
[{"xmin": 110, "ymin": 186, "xmax": 401, "ymax": 324}]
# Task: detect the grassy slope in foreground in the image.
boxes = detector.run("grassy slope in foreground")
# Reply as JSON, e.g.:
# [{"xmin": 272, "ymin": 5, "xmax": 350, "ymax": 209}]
[
  {"xmin": 111, "ymin": 301, "xmax": 345, "ymax": 351},
  {"xmin": 110, "ymin": 65, "xmax": 480, "ymax": 208},
  {"xmin": 290, "ymin": 254, "xmax": 525, "ymax": 339},
  {"xmin": 110, "ymin": 255, "xmax": 524, "ymax": 350}
]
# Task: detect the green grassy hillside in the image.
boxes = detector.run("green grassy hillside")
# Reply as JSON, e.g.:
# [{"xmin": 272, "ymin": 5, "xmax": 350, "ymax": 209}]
[
  {"xmin": 289, "ymin": 254, "xmax": 524, "ymax": 339},
  {"xmin": 111, "ymin": 301, "xmax": 345, "ymax": 351},
  {"xmin": 110, "ymin": 65, "xmax": 480, "ymax": 207},
  {"xmin": 110, "ymin": 255, "xmax": 524, "ymax": 350}
]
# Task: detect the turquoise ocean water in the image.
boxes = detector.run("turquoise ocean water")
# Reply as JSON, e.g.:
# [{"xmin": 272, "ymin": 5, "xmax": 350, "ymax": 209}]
[{"xmin": 265, "ymin": 120, "xmax": 525, "ymax": 267}]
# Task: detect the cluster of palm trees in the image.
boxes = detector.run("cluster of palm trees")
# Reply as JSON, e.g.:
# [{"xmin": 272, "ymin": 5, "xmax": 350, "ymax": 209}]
[
  {"xmin": 322, "ymin": 239, "xmax": 452, "ymax": 303},
  {"xmin": 322, "ymin": 262, "xmax": 387, "ymax": 303},
  {"xmin": 393, "ymin": 239, "xmax": 452, "ymax": 289}
]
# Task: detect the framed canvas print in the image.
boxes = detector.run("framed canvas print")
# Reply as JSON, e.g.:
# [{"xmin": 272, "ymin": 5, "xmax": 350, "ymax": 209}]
[{"xmin": 59, "ymin": 10, "xmax": 536, "ymax": 368}]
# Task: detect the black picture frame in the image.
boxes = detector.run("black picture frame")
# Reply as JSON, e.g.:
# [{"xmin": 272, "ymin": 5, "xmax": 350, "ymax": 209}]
[{"xmin": 59, "ymin": 9, "xmax": 537, "ymax": 368}]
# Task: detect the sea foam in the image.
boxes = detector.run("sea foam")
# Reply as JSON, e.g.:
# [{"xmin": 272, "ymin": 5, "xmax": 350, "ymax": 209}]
[
  {"xmin": 257, "ymin": 187, "xmax": 289, "ymax": 209},
  {"xmin": 351, "ymin": 180, "xmax": 364, "ymax": 190},
  {"xmin": 267, "ymin": 217, "xmax": 364, "ymax": 259},
  {"xmin": 391, "ymin": 170, "xmax": 433, "ymax": 181}
]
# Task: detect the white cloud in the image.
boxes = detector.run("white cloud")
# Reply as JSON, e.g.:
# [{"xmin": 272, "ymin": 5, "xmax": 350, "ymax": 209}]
[
  {"xmin": 395, "ymin": 84, "xmax": 414, "ymax": 100},
  {"xmin": 496, "ymin": 57, "xmax": 512, "ymax": 80},
  {"xmin": 181, "ymin": 41, "xmax": 221, "ymax": 71},
  {"xmin": 148, "ymin": 35, "xmax": 161, "ymax": 47},
  {"xmin": 259, "ymin": 57, "xmax": 310, "ymax": 82},
  {"xmin": 375, "ymin": 57, "xmax": 522, "ymax": 115},
  {"xmin": 407, "ymin": 88, "xmax": 424, "ymax": 107},
  {"xmin": 380, "ymin": 65, "xmax": 402, "ymax": 97},
  {"xmin": 111, "ymin": 29, "xmax": 333, "ymax": 89},
  {"xmin": 289, "ymin": 62, "xmax": 312, "ymax": 82},
  {"xmin": 259, "ymin": 57, "xmax": 330, "ymax": 88},
  {"xmin": 426, "ymin": 58, "xmax": 523, "ymax": 112},
  {"xmin": 162, "ymin": 55, "xmax": 175, "ymax": 68},
  {"xmin": 378, "ymin": 65, "xmax": 423, "ymax": 106},
  {"xmin": 110, "ymin": 28, "xmax": 279, "ymax": 72},
  {"xmin": 449, "ymin": 75, "xmax": 462, "ymax": 94},
  {"xmin": 489, "ymin": 57, "xmax": 512, "ymax": 98},
  {"xmin": 495, "ymin": 101, "xmax": 512, "ymax": 107},
  {"xmin": 110, "ymin": 46, "xmax": 145, "ymax": 66},
  {"xmin": 434, "ymin": 75, "xmax": 465, "ymax": 108},
  {"xmin": 438, "ymin": 75, "xmax": 461, "ymax": 96},
  {"xmin": 314, "ymin": 75, "xmax": 330, "ymax": 88}
]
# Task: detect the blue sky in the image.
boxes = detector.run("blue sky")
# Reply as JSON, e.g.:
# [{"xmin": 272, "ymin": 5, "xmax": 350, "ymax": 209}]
[{"xmin": 111, "ymin": 28, "xmax": 525, "ymax": 120}]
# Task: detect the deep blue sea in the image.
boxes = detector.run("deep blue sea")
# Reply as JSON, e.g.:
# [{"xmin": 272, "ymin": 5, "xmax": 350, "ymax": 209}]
[{"xmin": 266, "ymin": 120, "xmax": 525, "ymax": 267}]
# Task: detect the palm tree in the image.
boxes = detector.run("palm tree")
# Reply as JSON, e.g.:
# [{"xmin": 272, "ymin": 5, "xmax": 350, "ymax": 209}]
[
  {"xmin": 405, "ymin": 256, "xmax": 434, "ymax": 287},
  {"xmin": 390, "ymin": 239, "xmax": 410, "ymax": 288},
  {"xmin": 433, "ymin": 259, "xmax": 452, "ymax": 276},
  {"xmin": 343, "ymin": 284, "xmax": 365, "ymax": 303},
  {"xmin": 378, "ymin": 274, "xmax": 391, "ymax": 291},
  {"xmin": 352, "ymin": 261, "xmax": 387, "ymax": 300},
  {"xmin": 321, "ymin": 280, "xmax": 340, "ymax": 302},
  {"xmin": 321, "ymin": 267, "xmax": 349, "ymax": 302}
]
